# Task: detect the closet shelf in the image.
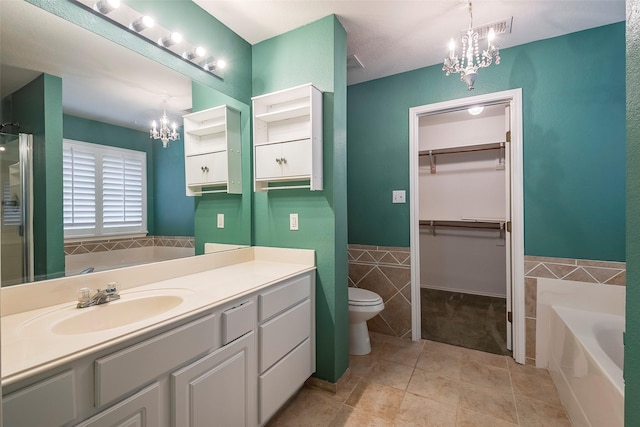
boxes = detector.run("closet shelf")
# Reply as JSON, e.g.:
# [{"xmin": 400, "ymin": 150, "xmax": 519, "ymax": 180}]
[
  {"xmin": 418, "ymin": 141, "xmax": 504, "ymax": 157},
  {"xmin": 419, "ymin": 219, "xmax": 507, "ymax": 231}
]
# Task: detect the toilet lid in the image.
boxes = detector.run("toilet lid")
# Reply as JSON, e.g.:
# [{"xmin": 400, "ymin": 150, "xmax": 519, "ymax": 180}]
[{"xmin": 349, "ymin": 287, "xmax": 383, "ymax": 306}]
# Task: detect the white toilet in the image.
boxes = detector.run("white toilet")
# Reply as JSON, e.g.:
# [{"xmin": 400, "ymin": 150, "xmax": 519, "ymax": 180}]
[{"xmin": 348, "ymin": 287, "xmax": 385, "ymax": 355}]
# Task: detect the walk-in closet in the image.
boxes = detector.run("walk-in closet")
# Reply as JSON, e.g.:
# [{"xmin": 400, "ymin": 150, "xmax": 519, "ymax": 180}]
[{"xmin": 417, "ymin": 103, "xmax": 512, "ymax": 355}]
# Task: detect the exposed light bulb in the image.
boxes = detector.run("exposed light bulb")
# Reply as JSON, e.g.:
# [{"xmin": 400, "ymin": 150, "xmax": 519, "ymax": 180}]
[
  {"xmin": 183, "ymin": 46, "xmax": 206, "ymax": 60},
  {"xmin": 159, "ymin": 32, "xmax": 183, "ymax": 48},
  {"xmin": 130, "ymin": 15, "xmax": 154, "ymax": 32},
  {"xmin": 216, "ymin": 59, "xmax": 227, "ymax": 70},
  {"xmin": 488, "ymin": 27, "xmax": 496, "ymax": 42},
  {"xmin": 94, "ymin": 0, "xmax": 120, "ymax": 14}
]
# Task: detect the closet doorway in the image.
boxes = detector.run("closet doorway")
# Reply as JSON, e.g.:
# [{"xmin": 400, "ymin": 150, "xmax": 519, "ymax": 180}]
[{"xmin": 408, "ymin": 89, "xmax": 525, "ymax": 363}]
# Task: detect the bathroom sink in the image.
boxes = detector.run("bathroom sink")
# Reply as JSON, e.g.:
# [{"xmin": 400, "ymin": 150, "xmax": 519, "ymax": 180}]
[
  {"xmin": 17, "ymin": 289, "xmax": 194, "ymax": 337},
  {"xmin": 51, "ymin": 295, "xmax": 184, "ymax": 335}
]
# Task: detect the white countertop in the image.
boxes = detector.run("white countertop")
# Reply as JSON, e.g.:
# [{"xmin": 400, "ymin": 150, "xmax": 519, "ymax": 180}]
[{"xmin": 1, "ymin": 247, "xmax": 315, "ymax": 386}]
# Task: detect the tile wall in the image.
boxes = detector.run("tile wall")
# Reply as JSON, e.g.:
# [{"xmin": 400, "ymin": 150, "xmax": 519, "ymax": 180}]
[
  {"xmin": 64, "ymin": 236, "xmax": 195, "ymax": 255},
  {"xmin": 524, "ymin": 256, "xmax": 626, "ymax": 365},
  {"xmin": 349, "ymin": 245, "xmax": 627, "ymax": 366},
  {"xmin": 348, "ymin": 244, "xmax": 412, "ymax": 338}
]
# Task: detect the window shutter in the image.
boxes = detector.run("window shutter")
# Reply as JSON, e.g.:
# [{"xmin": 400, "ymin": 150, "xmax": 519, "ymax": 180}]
[
  {"xmin": 102, "ymin": 154, "xmax": 144, "ymax": 228},
  {"xmin": 63, "ymin": 145, "xmax": 96, "ymax": 230},
  {"xmin": 63, "ymin": 140, "xmax": 146, "ymax": 238}
]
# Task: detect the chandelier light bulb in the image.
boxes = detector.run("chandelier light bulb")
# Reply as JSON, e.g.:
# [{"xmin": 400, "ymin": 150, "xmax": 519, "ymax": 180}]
[{"xmin": 94, "ymin": 0, "xmax": 120, "ymax": 14}]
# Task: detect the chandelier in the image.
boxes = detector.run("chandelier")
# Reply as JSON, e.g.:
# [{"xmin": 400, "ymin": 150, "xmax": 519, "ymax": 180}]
[
  {"xmin": 442, "ymin": 0, "xmax": 500, "ymax": 90},
  {"xmin": 150, "ymin": 105, "xmax": 180, "ymax": 148}
]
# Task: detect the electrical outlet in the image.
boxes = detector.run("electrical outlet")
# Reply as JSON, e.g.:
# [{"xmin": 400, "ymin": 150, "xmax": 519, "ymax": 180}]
[
  {"xmin": 392, "ymin": 190, "xmax": 406, "ymax": 204},
  {"xmin": 290, "ymin": 213, "xmax": 299, "ymax": 231},
  {"xmin": 217, "ymin": 213, "xmax": 224, "ymax": 228}
]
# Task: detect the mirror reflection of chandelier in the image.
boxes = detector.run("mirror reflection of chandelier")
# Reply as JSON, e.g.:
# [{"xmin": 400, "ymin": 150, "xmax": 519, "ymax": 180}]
[
  {"xmin": 150, "ymin": 103, "xmax": 180, "ymax": 148},
  {"xmin": 442, "ymin": 0, "xmax": 501, "ymax": 90}
]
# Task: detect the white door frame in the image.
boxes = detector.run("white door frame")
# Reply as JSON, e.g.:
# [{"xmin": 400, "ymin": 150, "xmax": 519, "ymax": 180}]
[{"xmin": 408, "ymin": 88, "xmax": 525, "ymax": 364}]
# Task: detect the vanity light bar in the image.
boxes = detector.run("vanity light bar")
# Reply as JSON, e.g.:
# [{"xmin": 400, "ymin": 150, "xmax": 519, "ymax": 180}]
[{"xmin": 70, "ymin": 0, "xmax": 225, "ymax": 79}]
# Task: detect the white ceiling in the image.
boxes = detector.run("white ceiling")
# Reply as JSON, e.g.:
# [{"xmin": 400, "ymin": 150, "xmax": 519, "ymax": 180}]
[
  {"xmin": 194, "ymin": 0, "xmax": 626, "ymax": 85},
  {"xmin": 0, "ymin": 0, "xmax": 626, "ymax": 132}
]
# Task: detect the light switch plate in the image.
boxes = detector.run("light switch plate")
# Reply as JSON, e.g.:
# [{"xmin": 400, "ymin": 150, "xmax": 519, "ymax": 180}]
[
  {"xmin": 290, "ymin": 213, "xmax": 299, "ymax": 231},
  {"xmin": 392, "ymin": 190, "xmax": 406, "ymax": 204},
  {"xmin": 217, "ymin": 213, "xmax": 224, "ymax": 228}
]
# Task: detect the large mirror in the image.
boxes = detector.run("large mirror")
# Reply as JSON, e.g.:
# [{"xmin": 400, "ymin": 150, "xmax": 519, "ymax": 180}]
[{"xmin": 0, "ymin": 1, "xmax": 251, "ymax": 285}]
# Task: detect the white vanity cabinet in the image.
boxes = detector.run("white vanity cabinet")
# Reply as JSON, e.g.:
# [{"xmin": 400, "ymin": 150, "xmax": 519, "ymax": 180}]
[
  {"xmin": 2, "ymin": 271, "xmax": 315, "ymax": 427},
  {"xmin": 252, "ymin": 83, "xmax": 323, "ymax": 192},
  {"xmin": 183, "ymin": 105, "xmax": 242, "ymax": 196},
  {"xmin": 257, "ymin": 274, "xmax": 315, "ymax": 425}
]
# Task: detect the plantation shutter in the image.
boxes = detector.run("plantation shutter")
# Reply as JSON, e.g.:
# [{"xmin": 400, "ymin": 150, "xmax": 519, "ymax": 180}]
[
  {"xmin": 63, "ymin": 145, "xmax": 96, "ymax": 231},
  {"xmin": 63, "ymin": 139, "xmax": 146, "ymax": 238}
]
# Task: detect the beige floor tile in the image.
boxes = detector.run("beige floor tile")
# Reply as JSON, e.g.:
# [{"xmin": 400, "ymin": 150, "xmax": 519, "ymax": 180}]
[
  {"xmin": 307, "ymin": 375, "xmax": 362, "ymax": 404},
  {"xmin": 511, "ymin": 371, "xmax": 563, "ymax": 408},
  {"xmin": 460, "ymin": 361, "xmax": 511, "ymax": 392},
  {"xmin": 458, "ymin": 382, "xmax": 518, "ymax": 424},
  {"xmin": 416, "ymin": 348, "xmax": 463, "ymax": 380},
  {"xmin": 423, "ymin": 340, "xmax": 465, "ymax": 359},
  {"xmin": 379, "ymin": 338, "xmax": 425, "ymax": 367},
  {"xmin": 394, "ymin": 392, "xmax": 457, "ymax": 427},
  {"xmin": 506, "ymin": 357, "xmax": 551, "ymax": 378},
  {"xmin": 329, "ymin": 405, "xmax": 393, "ymax": 427},
  {"xmin": 368, "ymin": 361, "xmax": 414, "ymax": 390},
  {"xmin": 456, "ymin": 407, "xmax": 518, "ymax": 427},
  {"xmin": 407, "ymin": 368, "xmax": 461, "ymax": 406},
  {"xmin": 267, "ymin": 387, "xmax": 341, "ymax": 427},
  {"xmin": 515, "ymin": 395, "xmax": 572, "ymax": 427},
  {"xmin": 344, "ymin": 380, "xmax": 405, "ymax": 421},
  {"xmin": 459, "ymin": 346, "xmax": 508, "ymax": 369},
  {"xmin": 348, "ymin": 353, "xmax": 380, "ymax": 378}
]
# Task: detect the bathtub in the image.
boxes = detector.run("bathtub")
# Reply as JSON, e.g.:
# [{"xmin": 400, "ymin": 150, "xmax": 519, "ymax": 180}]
[{"xmin": 548, "ymin": 305, "xmax": 624, "ymax": 427}]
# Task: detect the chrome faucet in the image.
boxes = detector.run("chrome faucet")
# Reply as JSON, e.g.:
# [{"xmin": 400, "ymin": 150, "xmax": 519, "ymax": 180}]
[{"xmin": 77, "ymin": 282, "xmax": 120, "ymax": 308}]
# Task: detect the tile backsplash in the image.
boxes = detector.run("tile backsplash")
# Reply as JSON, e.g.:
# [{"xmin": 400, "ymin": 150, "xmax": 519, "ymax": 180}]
[
  {"xmin": 65, "ymin": 236, "xmax": 195, "ymax": 255},
  {"xmin": 348, "ymin": 244, "xmax": 412, "ymax": 338},
  {"xmin": 349, "ymin": 245, "xmax": 627, "ymax": 368}
]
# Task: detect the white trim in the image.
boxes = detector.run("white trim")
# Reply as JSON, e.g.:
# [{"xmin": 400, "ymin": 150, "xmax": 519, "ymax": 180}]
[{"xmin": 408, "ymin": 89, "xmax": 525, "ymax": 364}]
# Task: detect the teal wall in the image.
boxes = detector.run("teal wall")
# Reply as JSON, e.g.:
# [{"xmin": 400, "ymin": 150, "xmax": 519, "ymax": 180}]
[
  {"xmin": 191, "ymin": 82, "xmax": 252, "ymax": 254},
  {"xmin": 626, "ymin": 0, "xmax": 639, "ymax": 423},
  {"xmin": 63, "ymin": 115, "xmax": 194, "ymax": 237},
  {"xmin": 153, "ymin": 138, "xmax": 194, "ymax": 237},
  {"xmin": 347, "ymin": 23, "xmax": 626, "ymax": 262},
  {"xmin": 6, "ymin": 74, "xmax": 64, "ymax": 280},
  {"xmin": 252, "ymin": 15, "xmax": 349, "ymax": 383}
]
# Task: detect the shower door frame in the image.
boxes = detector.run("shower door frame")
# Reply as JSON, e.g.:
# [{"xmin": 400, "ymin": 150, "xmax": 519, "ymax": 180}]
[{"xmin": 408, "ymin": 89, "xmax": 525, "ymax": 364}]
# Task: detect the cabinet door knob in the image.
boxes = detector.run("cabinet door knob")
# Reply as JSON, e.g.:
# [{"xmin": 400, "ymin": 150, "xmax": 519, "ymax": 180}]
[
  {"xmin": 201, "ymin": 166, "xmax": 209, "ymax": 173},
  {"xmin": 281, "ymin": 157, "xmax": 287, "ymax": 164},
  {"xmin": 275, "ymin": 158, "xmax": 281, "ymax": 164}
]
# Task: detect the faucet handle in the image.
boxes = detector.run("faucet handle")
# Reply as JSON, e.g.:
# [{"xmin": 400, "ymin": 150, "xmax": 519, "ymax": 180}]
[
  {"xmin": 106, "ymin": 282, "xmax": 119, "ymax": 294},
  {"xmin": 77, "ymin": 287, "xmax": 91, "ymax": 303}
]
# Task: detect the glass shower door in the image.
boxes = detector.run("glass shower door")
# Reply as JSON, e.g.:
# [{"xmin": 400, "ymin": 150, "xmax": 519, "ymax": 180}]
[{"xmin": 0, "ymin": 132, "xmax": 33, "ymax": 285}]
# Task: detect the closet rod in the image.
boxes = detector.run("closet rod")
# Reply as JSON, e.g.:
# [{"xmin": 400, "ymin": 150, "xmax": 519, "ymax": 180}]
[
  {"xmin": 418, "ymin": 142, "xmax": 504, "ymax": 157},
  {"xmin": 419, "ymin": 220, "xmax": 504, "ymax": 230}
]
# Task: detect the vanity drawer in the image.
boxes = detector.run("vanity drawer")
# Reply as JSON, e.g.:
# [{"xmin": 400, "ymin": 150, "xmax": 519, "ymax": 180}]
[
  {"xmin": 259, "ymin": 299, "xmax": 310, "ymax": 372},
  {"xmin": 222, "ymin": 300, "xmax": 255, "ymax": 345},
  {"xmin": 259, "ymin": 338, "xmax": 312, "ymax": 425},
  {"xmin": 258, "ymin": 274, "xmax": 311, "ymax": 322},
  {"xmin": 3, "ymin": 370, "xmax": 76, "ymax": 427},
  {"xmin": 95, "ymin": 313, "xmax": 216, "ymax": 407}
]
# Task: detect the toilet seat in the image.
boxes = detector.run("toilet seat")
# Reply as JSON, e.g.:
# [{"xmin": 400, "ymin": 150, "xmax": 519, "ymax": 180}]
[{"xmin": 348, "ymin": 287, "xmax": 383, "ymax": 306}]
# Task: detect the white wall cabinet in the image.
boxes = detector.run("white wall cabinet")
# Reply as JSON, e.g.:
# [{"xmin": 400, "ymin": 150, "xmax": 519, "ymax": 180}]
[
  {"xmin": 2, "ymin": 272, "xmax": 314, "ymax": 427},
  {"xmin": 252, "ymin": 84, "xmax": 322, "ymax": 191},
  {"xmin": 183, "ymin": 105, "xmax": 242, "ymax": 196}
]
